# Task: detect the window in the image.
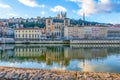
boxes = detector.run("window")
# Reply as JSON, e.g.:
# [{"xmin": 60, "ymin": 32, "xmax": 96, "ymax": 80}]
[
  {"xmin": 22, "ymin": 34, "xmax": 24, "ymax": 38},
  {"xmin": 29, "ymin": 34, "xmax": 31, "ymax": 38},
  {"xmin": 32, "ymin": 34, "xmax": 34, "ymax": 38},
  {"xmin": 48, "ymin": 20, "xmax": 51, "ymax": 24}
]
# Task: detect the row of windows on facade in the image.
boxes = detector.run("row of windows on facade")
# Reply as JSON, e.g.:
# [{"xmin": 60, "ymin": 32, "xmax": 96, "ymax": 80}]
[
  {"xmin": 15, "ymin": 53, "xmax": 42, "ymax": 57},
  {"xmin": 47, "ymin": 23, "xmax": 64, "ymax": 26},
  {"xmin": 108, "ymin": 32, "xmax": 120, "ymax": 34},
  {"xmin": 15, "ymin": 34, "xmax": 41, "ymax": 38},
  {"xmin": 51, "ymin": 32, "xmax": 61, "ymax": 36},
  {"xmin": 108, "ymin": 35, "xmax": 120, "ymax": 37},
  {"xmin": 107, "ymin": 33, "xmax": 120, "ymax": 36},
  {"xmin": 15, "ymin": 48, "xmax": 41, "ymax": 52},
  {"xmin": 55, "ymin": 26, "xmax": 63, "ymax": 29},
  {"xmin": 16, "ymin": 30, "xmax": 41, "ymax": 33},
  {"xmin": 15, "ymin": 48, "xmax": 62, "ymax": 52},
  {"xmin": 68, "ymin": 31, "xmax": 82, "ymax": 33}
]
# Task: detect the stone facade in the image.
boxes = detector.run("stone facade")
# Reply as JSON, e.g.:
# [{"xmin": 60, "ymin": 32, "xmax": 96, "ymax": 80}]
[
  {"xmin": 64, "ymin": 26, "xmax": 107, "ymax": 40},
  {"xmin": 84, "ymin": 26, "xmax": 107, "ymax": 39},
  {"xmin": 14, "ymin": 28, "xmax": 42, "ymax": 41},
  {"xmin": 107, "ymin": 27, "xmax": 120, "ymax": 39},
  {"xmin": 45, "ymin": 17, "xmax": 70, "ymax": 39},
  {"xmin": 64, "ymin": 26, "xmax": 84, "ymax": 39}
]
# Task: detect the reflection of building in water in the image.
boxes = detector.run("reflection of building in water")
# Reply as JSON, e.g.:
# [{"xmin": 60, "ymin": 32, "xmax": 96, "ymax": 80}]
[
  {"xmin": 14, "ymin": 46, "xmax": 69, "ymax": 66},
  {"xmin": 0, "ymin": 44, "xmax": 14, "ymax": 61},
  {"xmin": 0, "ymin": 44, "xmax": 14, "ymax": 50},
  {"xmin": 45, "ymin": 46, "xmax": 66, "ymax": 65},
  {"xmin": 0, "ymin": 49, "xmax": 14, "ymax": 61},
  {"xmin": 64, "ymin": 47, "xmax": 108, "ymax": 68},
  {"xmin": 14, "ymin": 46, "xmax": 45, "ymax": 57},
  {"xmin": 64, "ymin": 47, "xmax": 108, "ymax": 60},
  {"xmin": 1, "ymin": 44, "xmax": 120, "ymax": 67}
]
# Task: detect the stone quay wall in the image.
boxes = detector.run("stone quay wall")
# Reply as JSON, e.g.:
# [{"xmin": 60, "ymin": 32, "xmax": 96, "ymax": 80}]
[
  {"xmin": 0, "ymin": 66, "xmax": 120, "ymax": 80},
  {"xmin": 70, "ymin": 40, "xmax": 120, "ymax": 44}
]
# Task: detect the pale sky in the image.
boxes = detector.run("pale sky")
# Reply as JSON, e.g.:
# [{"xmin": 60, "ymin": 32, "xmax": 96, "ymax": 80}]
[{"xmin": 0, "ymin": 0, "xmax": 120, "ymax": 24}]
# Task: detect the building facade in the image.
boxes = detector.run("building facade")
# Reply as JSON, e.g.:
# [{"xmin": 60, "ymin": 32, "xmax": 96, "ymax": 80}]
[
  {"xmin": 14, "ymin": 28, "xmax": 42, "ymax": 41},
  {"xmin": 64, "ymin": 26, "xmax": 107, "ymax": 40},
  {"xmin": 84, "ymin": 26, "xmax": 107, "ymax": 39},
  {"xmin": 0, "ymin": 27, "xmax": 2, "ymax": 37},
  {"xmin": 84, "ymin": 27, "xmax": 93, "ymax": 39},
  {"xmin": 45, "ymin": 17, "xmax": 70, "ymax": 39},
  {"xmin": 98, "ymin": 27, "xmax": 107, "ymax": 39},
  {"xmin": 107, "ymin": 27, "xmax": 120, "ymax": 39},
  {"xmin": 64, "ymin": 26, "xmax": 84, "ymax": 40}
]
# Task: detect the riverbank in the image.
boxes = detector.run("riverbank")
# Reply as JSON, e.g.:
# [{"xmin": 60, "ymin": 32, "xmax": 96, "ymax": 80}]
[
  {"xmin": 0, "ymin": 66, "xmax": 120, "ymax": 80},
  {"xmin": 1, "ymin": 38, "xmax": 120, "ymax": 44},
  {"xmin": 14, "ymin": 40, "xmax": 120, "ymax": 44}
]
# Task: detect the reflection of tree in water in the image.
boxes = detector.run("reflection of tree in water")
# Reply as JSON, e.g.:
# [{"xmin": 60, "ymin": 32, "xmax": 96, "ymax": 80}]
[{"xmin": 0, "ymin": 45, "xmax": 120, "ymax": 67}]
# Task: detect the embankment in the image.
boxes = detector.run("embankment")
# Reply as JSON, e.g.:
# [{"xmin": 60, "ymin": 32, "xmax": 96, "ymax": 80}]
[{"xmin": 0, "ymin": 66, "xmax": 120, "ymax": 80}]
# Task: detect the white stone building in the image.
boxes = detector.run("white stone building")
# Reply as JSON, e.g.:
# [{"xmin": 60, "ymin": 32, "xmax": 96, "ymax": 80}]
[
  {"xmin": 64, "ymin": 26, "xmax": 107, "ymax": 40},
  {"xmin": 64, "ymin": 26, "xmax": 84, "ymax": 40},
  {"xmin": 14, "ymin": 27, "xmax": 42, "ymax": 41},
  {"xmin": 107, "ymin": 27, "xmax": 120, "ymax": 39}
]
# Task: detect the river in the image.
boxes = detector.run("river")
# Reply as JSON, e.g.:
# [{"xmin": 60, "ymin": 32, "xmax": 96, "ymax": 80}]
[{"xmin": 0, "ymin": 44, "xmax": 120, "ymax": 73}]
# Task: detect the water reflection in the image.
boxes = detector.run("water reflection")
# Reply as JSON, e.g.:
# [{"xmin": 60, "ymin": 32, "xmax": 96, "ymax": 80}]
[{"xmin": 0, "ymin": 44, "xmax": 120, "ymax": 73}]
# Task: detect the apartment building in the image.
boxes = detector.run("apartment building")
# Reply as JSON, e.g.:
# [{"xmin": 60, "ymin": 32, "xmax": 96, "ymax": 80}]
[
  {"xmin": 107, "ymin": 27, "xmax": 120, "ymax": 39},
  {"xmin": 14, "ymin": 28, "xmax": 42, "ymax": 41},
  {"xmin": 64, "ymin": 26, "xmax": 107, "ymax": 40},
  {"xmin": 64, "ymin": 26, "xmax": 84, "ymax": 39},
  {"xmin": 84, "ymin": 26, "xmax": 107, "ymax": 39},
  {"xmin": 98, "ymin": 27, "xmax": 107, "ymax": 39}
]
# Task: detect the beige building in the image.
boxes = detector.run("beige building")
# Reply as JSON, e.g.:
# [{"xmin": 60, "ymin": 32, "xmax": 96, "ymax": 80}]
[
  {"xmin": 64, "ymin": 26, "xmax": 84, "ymax": 39},
  {"xmin": 107, "ymin": 27, "xmax": 120, "ymax": 39},
  {"xmin": 14, "ymin": 28, "xmax": 42, "ymax": 41},
  {"xmin": 64, "ymin": 26, "xmax": 107, "ymax": 40},
  {"xmin": 98, "ymin": 27, "xmax": 107, "ymax": 39},
  {"xmin": 45, "ymin": 17, "xmax": 70, "ymax": 39},
  {"xmin": 0, "ymin": 27, "xmax": 2, "ymax": 37},
  {"xmin": 84, "ymin": 26, "xmax": 107, "ymax": 39}
]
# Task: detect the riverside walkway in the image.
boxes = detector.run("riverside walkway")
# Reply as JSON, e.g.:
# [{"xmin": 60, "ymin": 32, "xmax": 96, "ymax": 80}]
[{"xmin": 0, "ymin": 66, "xmax": 120, "ymax": 80}]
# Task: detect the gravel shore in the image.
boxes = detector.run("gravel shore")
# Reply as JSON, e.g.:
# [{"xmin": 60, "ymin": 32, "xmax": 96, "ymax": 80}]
[{"xmin": 0, "ymin": 66, "xmax": 120, "ymax": 80}]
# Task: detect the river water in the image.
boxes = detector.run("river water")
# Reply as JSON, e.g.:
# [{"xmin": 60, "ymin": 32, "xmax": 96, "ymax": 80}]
[{"xmin": 0, "ymin": 44, "xmax": 120, "ymax": 73}]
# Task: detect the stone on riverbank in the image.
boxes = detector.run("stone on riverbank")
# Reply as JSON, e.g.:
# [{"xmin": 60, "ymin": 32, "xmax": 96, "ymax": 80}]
[{"xmin": 0, "ymin": 66, "xmax": 120, "ymax": 80}]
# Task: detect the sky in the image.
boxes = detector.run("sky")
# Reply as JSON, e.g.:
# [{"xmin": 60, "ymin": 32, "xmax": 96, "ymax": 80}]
[{"xmin": 0, "ymin": 0, "xmax": 120, "ymax": 24}]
